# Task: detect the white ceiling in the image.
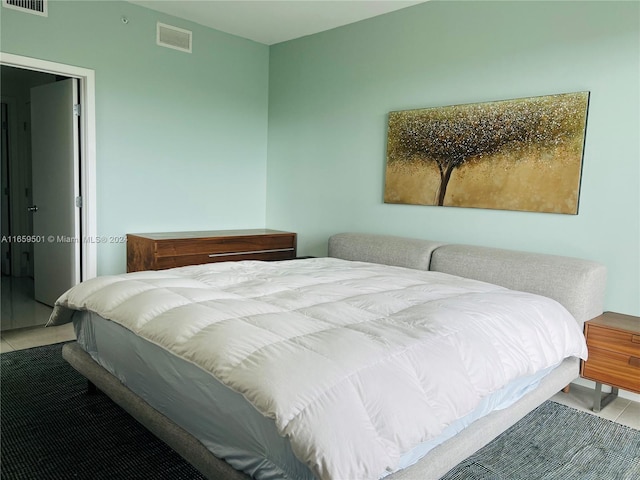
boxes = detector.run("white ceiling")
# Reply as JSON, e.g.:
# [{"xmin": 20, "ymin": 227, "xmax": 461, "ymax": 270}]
[{"xmin": 128, "ymin": 1, "xmax": 427, "ymax": 45}]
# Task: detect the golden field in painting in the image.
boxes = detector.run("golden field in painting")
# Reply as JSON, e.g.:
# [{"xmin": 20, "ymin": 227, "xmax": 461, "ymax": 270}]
[
  {"xmin": 384, "ymin": 92, "xmax": 589, "ymax": 214},
  {"xmin": 385, "ymin": 143, "xmax": 583, "ymax": 213}
]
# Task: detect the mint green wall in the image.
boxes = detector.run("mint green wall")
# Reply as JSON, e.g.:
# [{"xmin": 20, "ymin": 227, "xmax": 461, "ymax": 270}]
[
  {"xmin": 2, "ymin": 1, "xmax": 638, "ymax": 314},
  {"xmin": 1, "ymin": 0, "xmax": 269, "ymax": 275},
  {"xmin": 267, "ymin": 0, "xmax": 640, "ymax": 315}
]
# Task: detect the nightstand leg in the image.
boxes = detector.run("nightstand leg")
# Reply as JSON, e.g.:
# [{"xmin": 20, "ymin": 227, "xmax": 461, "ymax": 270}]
[{"xmin": 592, "ymin": 382, "xmax": 619, "ymax": 413}]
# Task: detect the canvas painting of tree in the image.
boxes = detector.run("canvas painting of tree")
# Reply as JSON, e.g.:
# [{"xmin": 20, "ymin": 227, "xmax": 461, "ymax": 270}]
[{"xmin": 384, "ymin": 92, "xmax": 589, "ymax": 214}]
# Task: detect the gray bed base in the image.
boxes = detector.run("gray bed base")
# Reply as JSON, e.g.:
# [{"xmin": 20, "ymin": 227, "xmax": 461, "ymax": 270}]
[{"xmin": 62, "ymin": 232, "xmax": 607, "ymax": 480}]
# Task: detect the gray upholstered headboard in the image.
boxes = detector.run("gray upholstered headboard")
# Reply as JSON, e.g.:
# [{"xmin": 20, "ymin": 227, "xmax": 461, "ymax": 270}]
[{"xmin": 328, "ymin": 233, "xmax": 607, "ymax": 325}]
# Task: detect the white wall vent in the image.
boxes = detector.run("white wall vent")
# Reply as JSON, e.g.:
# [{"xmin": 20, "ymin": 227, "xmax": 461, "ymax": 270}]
[
  {"xmin": 2, "ymin": 0, "xmax": 47, "ymax": 16},
  {"xmin": 157, "ymin": 22, "xmax": 192, "ymax": 53}
]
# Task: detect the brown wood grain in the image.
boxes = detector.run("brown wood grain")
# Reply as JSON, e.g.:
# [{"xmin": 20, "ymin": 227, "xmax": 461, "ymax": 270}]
[
  {"xmin": 581, "ymin": 312, "xmax": 640, "ymax": 394},
  {"xmin": 126, "ymin": 230, "xmax": 297, "ymax": 272}
]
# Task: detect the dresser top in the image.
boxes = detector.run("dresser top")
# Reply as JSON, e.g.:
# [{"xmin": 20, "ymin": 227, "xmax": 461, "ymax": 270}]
[{"xmin": 127, "ymin": 229, "xmax": 294, "ymax": 240}]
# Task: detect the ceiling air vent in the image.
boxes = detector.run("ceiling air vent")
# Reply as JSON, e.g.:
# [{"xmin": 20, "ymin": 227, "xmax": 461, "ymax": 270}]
[
  {"xmin": 2, "ymin": 0, "xmax": 47, "ymax": 16},
  {"xmin": 157, "ymin": 22, "xmax": 192, "ymax": 53}
]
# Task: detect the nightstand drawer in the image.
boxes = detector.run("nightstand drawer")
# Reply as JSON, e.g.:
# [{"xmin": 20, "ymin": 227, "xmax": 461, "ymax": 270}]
[
  {"xmin": 585, "ymin": 323, "xmax": 640, "ymax": 357},
  {"xmin": 581, "ymin": 346, "xmax": 640, "ymax": 393}
]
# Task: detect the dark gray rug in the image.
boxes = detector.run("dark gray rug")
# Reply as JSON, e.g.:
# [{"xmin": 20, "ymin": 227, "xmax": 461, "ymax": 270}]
[
  {"xmin": 1, "ymin": 343, "xmax": 639, "ymax": 480},
  {"xmin": 441, "ymin": 398, "xmax": 640, "ymax": 480},
  {"xmin": 1, "ymin": 342, "xmax": 205, "ymax": 480}
]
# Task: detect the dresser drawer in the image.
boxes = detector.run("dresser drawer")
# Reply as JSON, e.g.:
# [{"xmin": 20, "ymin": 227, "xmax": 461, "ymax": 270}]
[
  {"xmin": 581, "ymin": 346, "xmax": 640, "ymax": 393},
  {"xmin": 585, "ymin": 323, "xmax": 640, "ymax": 357},
  {"xmin": 155, "ymin": 234, "xmax": 295, "ymax": 258},
  {"xmin": 155, "ymin": 248, "xmax": 297, "ymax": 269}
]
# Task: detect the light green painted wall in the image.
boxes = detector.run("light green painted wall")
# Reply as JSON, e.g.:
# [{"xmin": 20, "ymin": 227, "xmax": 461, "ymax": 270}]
[
  {"xmin": 267, "ymin": 1, "xmax": 640, "ymax": 315},
  {"xmin": 1, "ymin": 0, "xmax": 269, "ymax": 275},
  {"xmin": 2, "ymin": 1, "xmax": 638, "ymax": 314}
]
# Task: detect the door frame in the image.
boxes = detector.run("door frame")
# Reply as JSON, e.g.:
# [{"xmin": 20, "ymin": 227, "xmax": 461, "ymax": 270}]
[{"xmin": 0, "ymin": 52, "xmax": 97, "ymax": 281}]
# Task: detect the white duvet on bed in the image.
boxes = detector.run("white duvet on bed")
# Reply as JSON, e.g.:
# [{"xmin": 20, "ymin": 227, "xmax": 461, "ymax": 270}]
[{"xmin": 49, "ymin": 258, "xmax": 588, "ymax": 480}]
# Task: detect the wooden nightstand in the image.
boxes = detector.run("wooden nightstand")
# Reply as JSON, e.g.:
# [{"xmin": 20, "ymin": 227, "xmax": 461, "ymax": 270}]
[{"xmin": 580, "ymin": 311, "xmax": 640, "ymax": 412}]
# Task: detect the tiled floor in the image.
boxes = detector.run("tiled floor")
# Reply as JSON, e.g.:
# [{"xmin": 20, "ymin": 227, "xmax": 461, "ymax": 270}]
[
  {"xmin": 1, "ymin": 276, "xmax": 76, "ymax": 351},
  {"xmin": 1, "ymin": 276, "xmax": 54, "ymax": 330},
  {"xmin": 1, "ymin": 322, "xmax": 76, "ymax": 351},
  {"xmin": 2, "ymin": 275, "xmax": 638, "ymax": 431},
  {"xmin": 551, "ymin": 384, "xmax": 640, "ymax": 430}
]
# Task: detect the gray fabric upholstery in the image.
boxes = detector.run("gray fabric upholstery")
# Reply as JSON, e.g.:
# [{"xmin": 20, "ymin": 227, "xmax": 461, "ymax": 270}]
[
  {"xmin": 328, "ymin": 233, "xmax": 607, "ymax": 326},
  {"xmin": 328, "ymin": 232, "xmax": 444, "ymax": 271},
  {"xmin": 430, "ymin": 245, "xmax": 607, "ymax": 325}
]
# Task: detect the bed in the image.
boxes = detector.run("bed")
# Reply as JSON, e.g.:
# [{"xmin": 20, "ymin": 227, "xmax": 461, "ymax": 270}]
[{"xmin": 48, "ymin": 232, "xmax": 607, "ymax": 480}]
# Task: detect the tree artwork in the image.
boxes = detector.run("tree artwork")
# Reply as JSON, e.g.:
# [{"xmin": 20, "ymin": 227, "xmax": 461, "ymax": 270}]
[{"xmin": 384, "ymin": 92, "xmax": 590, "ymax": 214}]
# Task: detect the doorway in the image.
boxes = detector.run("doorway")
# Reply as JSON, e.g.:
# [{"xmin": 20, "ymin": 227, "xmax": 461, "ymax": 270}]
[{"xmin": 0, "ymin": 53, "xmax": 97, "ymax": 330}]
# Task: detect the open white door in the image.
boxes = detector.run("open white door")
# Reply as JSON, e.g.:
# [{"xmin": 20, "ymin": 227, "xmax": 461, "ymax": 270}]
[{"xmin": 30, "ymin": 79, "xmax": 81, "ymax": 306}]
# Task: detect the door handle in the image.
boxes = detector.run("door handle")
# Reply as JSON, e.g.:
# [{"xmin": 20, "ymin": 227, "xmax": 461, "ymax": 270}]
[{"xmin": 27, "ymin": 205, "xmax": 38, "ymax": 212}]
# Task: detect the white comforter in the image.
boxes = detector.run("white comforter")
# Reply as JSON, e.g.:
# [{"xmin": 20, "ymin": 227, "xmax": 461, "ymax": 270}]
[{"xmin": 49, "ymin": 258, "xmax": 587, "ymax": 480}]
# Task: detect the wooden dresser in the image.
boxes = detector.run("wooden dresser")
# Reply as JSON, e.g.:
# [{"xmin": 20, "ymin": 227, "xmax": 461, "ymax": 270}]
[
  {"xmin": 126, "ymin": 229, "xmax": 297, "ymax": 273},
  {"xmin": 580, "ymin": 311, "xmax": 640, "ymax": 411}
]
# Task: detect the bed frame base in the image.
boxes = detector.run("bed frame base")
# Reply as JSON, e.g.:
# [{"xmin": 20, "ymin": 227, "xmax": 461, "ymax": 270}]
[{"xmin": 62, "ymin": 341, "xmax": 578, "ymax": 480}]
